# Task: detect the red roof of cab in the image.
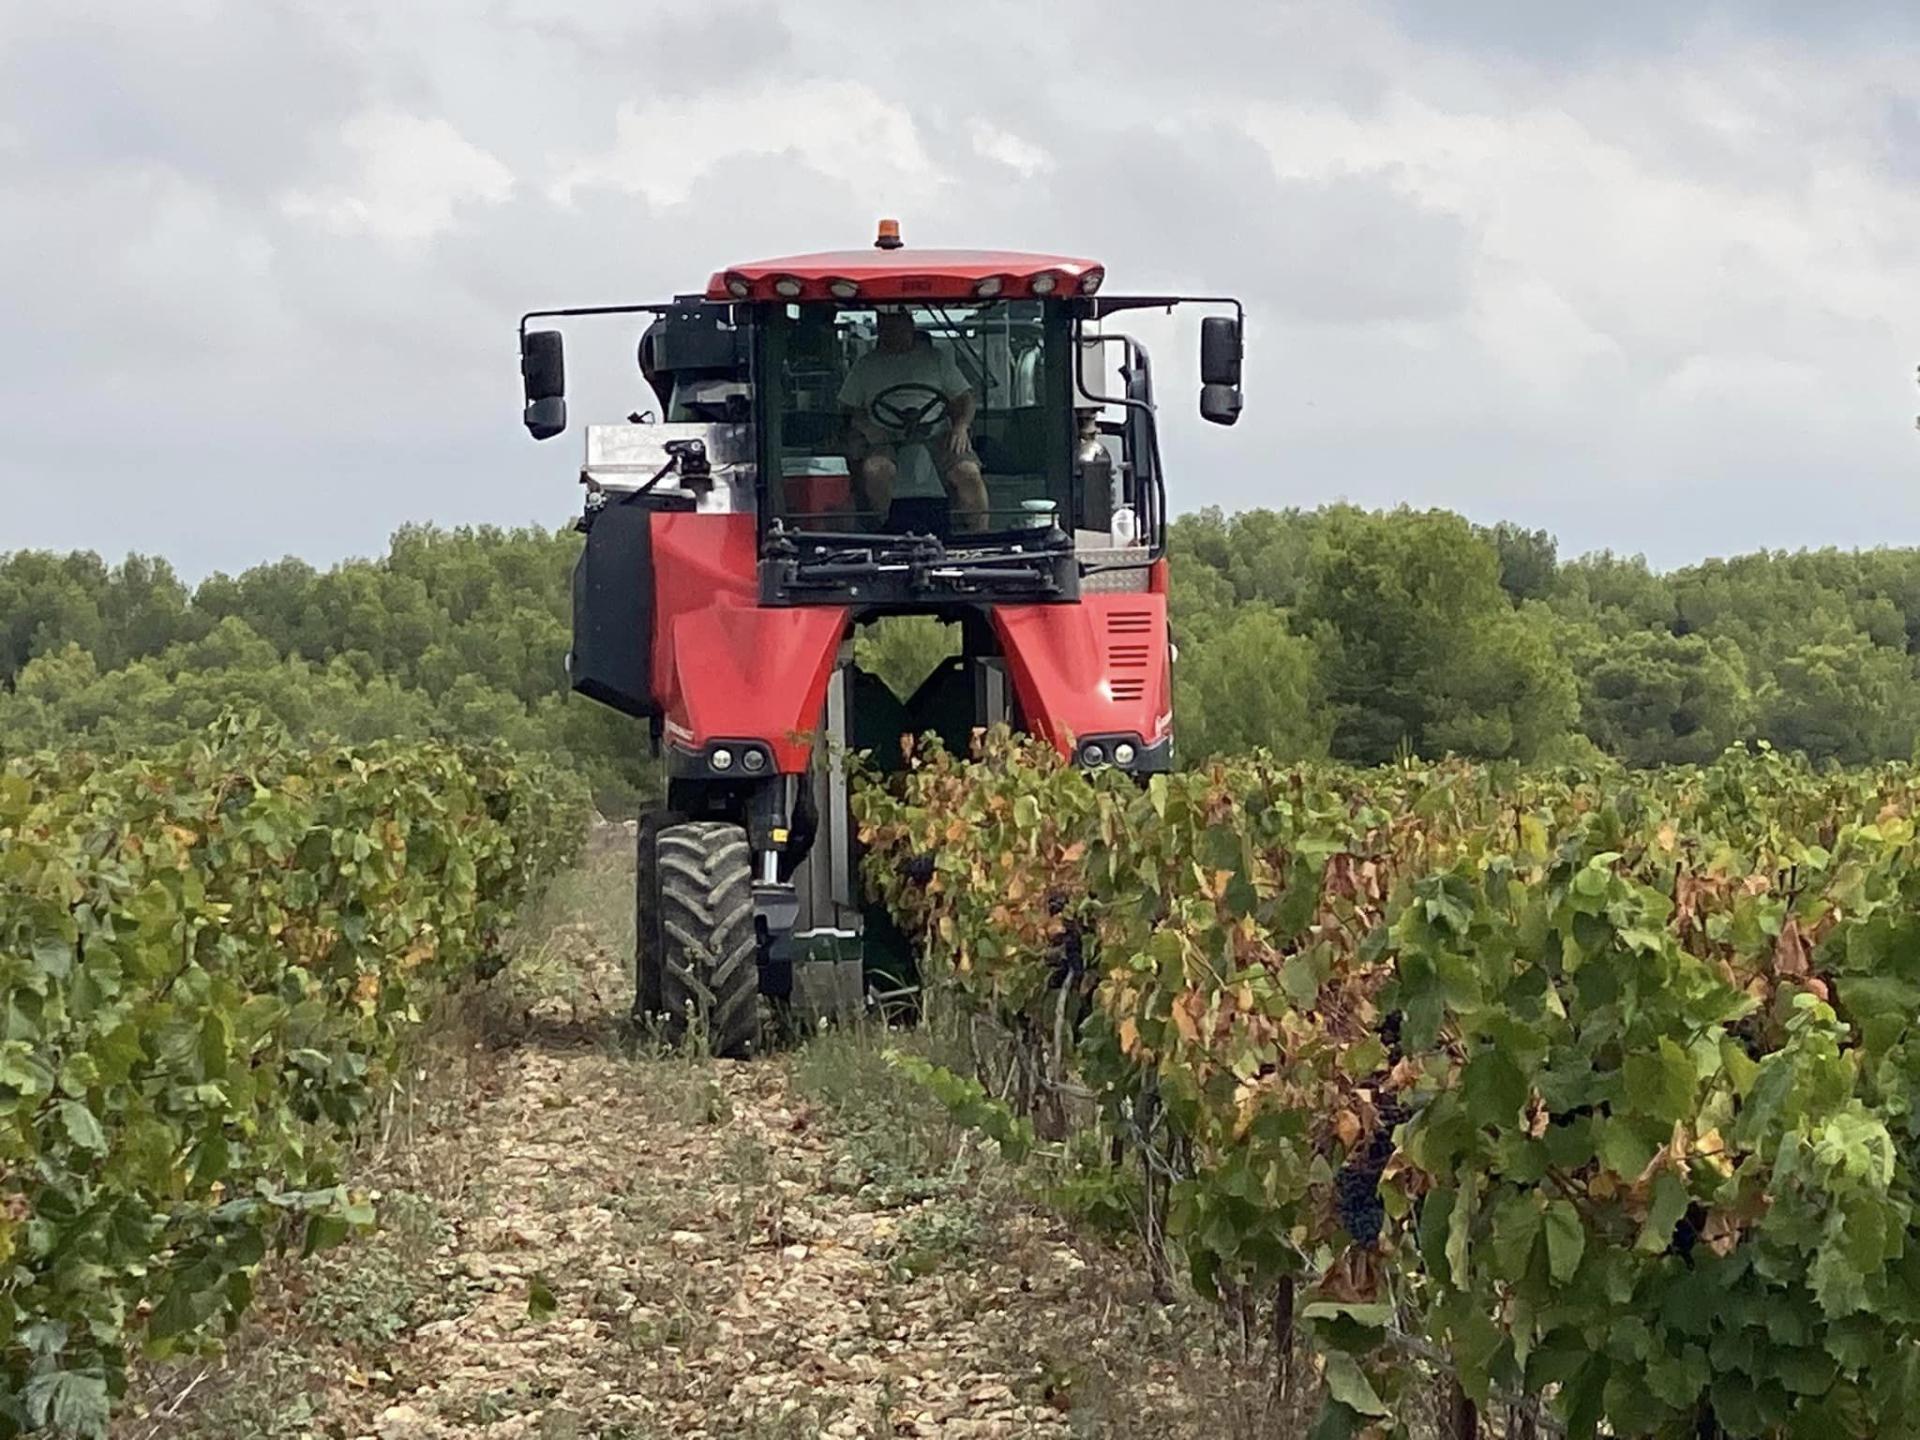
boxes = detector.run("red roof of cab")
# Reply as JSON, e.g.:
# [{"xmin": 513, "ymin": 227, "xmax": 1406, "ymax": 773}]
[{"xmin": 706, "ymin": 249, "xmax": 1104, "ymax": 302}]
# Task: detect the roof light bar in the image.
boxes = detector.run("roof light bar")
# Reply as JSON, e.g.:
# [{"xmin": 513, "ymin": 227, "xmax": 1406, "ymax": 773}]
[
  {"xmin": 771, "ymin": 276, "xmax": 804, "ymax": 298},
  {"xmin": 1030, "ymin": 272, "xmax": 1060, "ymax": 296},
  {"xmin": 827, "ymin": 278, "xmax": 859, "ymax": 300},
  {"xmin": 973, "ymin": 275, "xmax": 1005, "ymax": 299},
  {"xmin": 1079, "ymin": 268, "xmax": 1105, "ymax": 295},
  {"xmin": 724, "ymin": 273, "xmax": 751, "ymax": 299}
]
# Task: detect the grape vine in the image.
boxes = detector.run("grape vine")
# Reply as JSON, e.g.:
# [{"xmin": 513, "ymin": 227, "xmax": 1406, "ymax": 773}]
[
  {"xmin": 0, "ymin": 720, "xmax": 585, "ymax": 1433},
  {"xmin": 856, "ymin": 732, "xmax": 1920, "ymax": 1438}
]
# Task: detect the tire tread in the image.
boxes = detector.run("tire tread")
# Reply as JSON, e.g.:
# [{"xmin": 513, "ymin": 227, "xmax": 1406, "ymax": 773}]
[{"xmin": 655, "ymin": 820, "xmax": 759, "ymax": 1057}]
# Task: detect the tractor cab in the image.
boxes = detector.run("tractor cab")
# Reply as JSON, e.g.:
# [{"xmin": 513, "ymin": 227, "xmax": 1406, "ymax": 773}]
[{"xmin": 518, "ymin": 224, "xmax": 1245, "ymax": 1055}]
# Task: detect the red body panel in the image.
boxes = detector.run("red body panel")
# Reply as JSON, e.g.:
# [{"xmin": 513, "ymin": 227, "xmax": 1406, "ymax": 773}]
[
  {"xmin": 650, "ymin": 513, "xmax": 848, "ymax": 773},
  {"xmin": 708, "ymin": 248, "xmax": 1104, "ymax": 303},
  {"xmin": 991, "ymin": 594, "xmax": 1173, "ymax": 757}
]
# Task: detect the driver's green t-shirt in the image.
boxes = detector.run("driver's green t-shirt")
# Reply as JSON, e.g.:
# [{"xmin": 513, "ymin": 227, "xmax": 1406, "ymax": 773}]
[{"xmin": 837, "ymin": 344, "xmax": 970, "ymax": 430}]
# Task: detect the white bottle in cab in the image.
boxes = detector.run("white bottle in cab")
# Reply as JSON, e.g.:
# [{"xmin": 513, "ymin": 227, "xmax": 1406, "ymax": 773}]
[{"xmin": 1110, "ymin": 504, "xmax": 1138, "ymax": 548}]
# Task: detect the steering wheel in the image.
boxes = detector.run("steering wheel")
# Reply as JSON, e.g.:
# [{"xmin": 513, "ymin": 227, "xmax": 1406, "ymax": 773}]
[{"xmin": 867, "ymin": 382, "xmax": 950, "ymax": 443}]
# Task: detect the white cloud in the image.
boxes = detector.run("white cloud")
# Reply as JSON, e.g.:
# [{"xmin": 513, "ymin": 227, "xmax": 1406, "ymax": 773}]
[
  {"xmin": 1239, "ymin": 51, "xmax": 1920, "ymax": 427},
  {"xmin": 281, "ymin": 109, "xmax": 513, "ymax": 245},
  {"xmin": 549, "ymin": 79, "xmax": 941, "ymax": 210},
  {"xmin": 969, "ymin": 121, "xmax": 1051, "ymax": 177}
]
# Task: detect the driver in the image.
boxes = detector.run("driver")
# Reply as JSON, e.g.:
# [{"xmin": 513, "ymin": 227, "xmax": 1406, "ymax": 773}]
[{"xmin": 838, "ymin": 308, "xmax": 988, "ymax": 532}]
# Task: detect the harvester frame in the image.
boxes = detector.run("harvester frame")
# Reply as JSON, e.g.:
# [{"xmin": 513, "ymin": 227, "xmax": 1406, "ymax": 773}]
[{"xmin": 519, "ymin": 226, "xmax": 1245, "ymax": 1055}]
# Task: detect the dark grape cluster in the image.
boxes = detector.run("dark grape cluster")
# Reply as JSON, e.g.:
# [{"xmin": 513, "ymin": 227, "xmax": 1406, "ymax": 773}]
[
  {"xmin": 897, "ymin": 852, "xmax": 936, "ymax": 887},
  {"xmin": 1670, "ymin": 1202, "xmax": 1710, "ymax": 1263},
  {"xmin": 1049, "ymin": 916, "xmax": 1086, "ymax": 984},
  {"xmin": 1727, "ymin": 1014, "xmax": 1767, "ymax": 1063},
  {"xmin": 1334, "ymin": 1110, "xmax": 1400, "ymax": 1247},
  {"xmin": 1334, "ymin": 1154, "xmax": 1387, "ymax": 1247},
  {"xmin": 1377, "ymin": 1009, "xmax": 1404, "ymax": 1064}
]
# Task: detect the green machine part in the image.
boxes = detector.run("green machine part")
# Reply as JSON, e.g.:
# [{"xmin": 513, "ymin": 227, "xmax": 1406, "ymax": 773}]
[{"xmin": 842, "ymin": 655, "xmax": 977, "ymax": 1008}]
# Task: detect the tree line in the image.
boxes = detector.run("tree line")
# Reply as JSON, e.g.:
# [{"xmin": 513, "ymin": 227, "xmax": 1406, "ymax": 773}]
[
  {"xmin": 6, "ymin": 506, "xmax": 1920, "ymax": 801},
  {"xmin": 1171, "ymin": 505, "xmax": 1920, "ymax": 769},
  {"xmin": 0, "ymin": 526, "xmax": 653, "ymax": 813}
]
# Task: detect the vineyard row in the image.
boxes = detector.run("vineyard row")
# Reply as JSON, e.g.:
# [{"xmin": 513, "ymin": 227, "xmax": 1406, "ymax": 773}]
[
  {"xmin": 857, "ymin": 738, "xmax": 1920, "ymax": 1440},
  {"xmin": 0, "ymin": 721, "xmax": 585, "ymax": 1434}
]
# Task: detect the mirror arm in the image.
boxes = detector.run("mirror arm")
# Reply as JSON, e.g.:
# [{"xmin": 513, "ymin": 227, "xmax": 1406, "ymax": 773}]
[{"xmin": 519, "ymin": 302, "xmax": 689, "ymax": 338}]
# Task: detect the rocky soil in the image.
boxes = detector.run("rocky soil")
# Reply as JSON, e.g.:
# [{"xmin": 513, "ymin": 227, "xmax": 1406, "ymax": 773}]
[{"xmin": 122, "ymin": 842, "xmax": 1279, "ymax": 1440}]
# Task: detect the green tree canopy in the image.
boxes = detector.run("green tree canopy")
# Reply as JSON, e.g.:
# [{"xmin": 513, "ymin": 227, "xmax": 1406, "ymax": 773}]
[
  {"xmin": 1576, "ymin": 631, "xmax": 1748, "ymax": 767},
  {"xmin": 1174, "ymin": 606, "xmax": 1330, "ymax": 763},
  {"xmin": 1296, "ymin": 508, "xmax": 1577, "ymax": 763}
]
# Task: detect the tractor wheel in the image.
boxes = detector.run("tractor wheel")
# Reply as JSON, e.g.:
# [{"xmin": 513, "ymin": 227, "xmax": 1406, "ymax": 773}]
[
  {"xmin": 655, "ymin": 820, "xmax": 760, "ymax": 1058},
  {"xmin": 632, "ymin": 806, "xmax": 684, "ymax": 1024}
]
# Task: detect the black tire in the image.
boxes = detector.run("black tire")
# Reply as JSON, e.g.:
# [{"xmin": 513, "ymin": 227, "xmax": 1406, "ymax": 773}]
[
  {"xmin": 656, "ymin": 820, "xmax": 760, "ymax": 1058},
  {"xmin": 632, "ymin": 807, "xmax": 684, "ymax": 1023}
]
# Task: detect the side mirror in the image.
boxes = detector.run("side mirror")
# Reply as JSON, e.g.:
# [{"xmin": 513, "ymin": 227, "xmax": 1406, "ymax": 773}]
[
  {"xmin": 521, "ymin": 329, "xmax": 567, "ymax": 440},
  {"xmin": 524, "ymin": 396, "xmax": 567, "ymax": 440},
  {"xmin": 1200, "ymin": 383, "xmax": 1242, "ymax": 427},
  {"xmin": 1200, "ymin": 315, "xmax": 1242, "ymax": 387}
]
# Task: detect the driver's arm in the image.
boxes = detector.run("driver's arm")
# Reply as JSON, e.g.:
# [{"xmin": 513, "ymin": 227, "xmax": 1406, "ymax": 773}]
[
  {"xmin": 945, "ymin": 387, "xmax": 976, "ymax": 432},
  {"xmin": 938, "ymin": 348, "xmax": 975, "ymax": 448}
]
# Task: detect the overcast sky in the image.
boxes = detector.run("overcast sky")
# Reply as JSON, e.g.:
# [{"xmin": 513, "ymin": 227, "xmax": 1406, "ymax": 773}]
[{"xmin": 2, "ymin": 0, "xmax": 1916, "ymax": 578}]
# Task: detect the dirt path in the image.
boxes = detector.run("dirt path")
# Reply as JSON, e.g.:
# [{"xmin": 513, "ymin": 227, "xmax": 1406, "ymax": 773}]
[
  {"xmin": 128, "ymin": 845, "xmax": 1259, "ymax": 1440},
  {"xmin": 333, "ymin": 1048, "xmax": 1080, "ymax": 1438}
]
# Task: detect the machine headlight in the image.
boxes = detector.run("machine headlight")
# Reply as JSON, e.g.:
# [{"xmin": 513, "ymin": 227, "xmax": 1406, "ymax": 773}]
[
  {"xmin": 710, "ymin": 747, "xmax": 735, "ymax": 772},
  {"xmin": 1030, "ymin": 272, "xmax": 1059, "ymax": 296},
  {"xmin": 1079, "ymin": 268, "xmax": 1105, "ymax": 295},
  {"xmin": 1113, "ymin": 741, "xmax": 1137, "ymax": 766},
  {"xmin": 772, "ymin": 276, "xmax": 804, "ymax": 298},
  {"xmin": 741, "ymin": 748, "xmax": 767, "ymax": 773},
  {"xmin": 1080, "ymin": 742, "xmax": 1105, "ymax": 766},
  {"xmin": 724, "ymin": 273, "xmax": 751, "ymax": 299},
  {"xmin": 827, "ymin": 278, "xmax": 859, "ymax": 300},
  {"xmin": 974, "ymin": 275, "xmax": 1005, "ymax": 298}
]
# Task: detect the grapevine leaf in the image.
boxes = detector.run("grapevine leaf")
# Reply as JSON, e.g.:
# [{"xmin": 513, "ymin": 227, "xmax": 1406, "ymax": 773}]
[
  {"xmin": 57, "ymin": 1101, "xmax": 107, "ymax": 1155},
  {"xmin": 1320, "ymin": 1352, "xmax": 1390, "ymax": 1417},
  {"xmin": 1489, "ymin": 1190, "xmax": 1543, "ymax": 1281},
  {"xmin": 1462, "ymin": 1049, "xmax": 1528, "ymax": 1127},
  {"xmin": 1306, "ymin": 1398, "xmax": 1361, "ymax": 1440},
  {"xmin": 303, "ymin": 1211, "xmax": 351, "ymax": 1257},
  {"xmin": 1282, "ymin": 954, "xmax": 1320, "ymax": 1007},
  {"xmin": 1598, "ymin": 1116, "xmax": 1657, "ymax": 1180},
  {"xmin": 1418, "ymin": 1187, "xmax": 1456, "ymax": 1285},
  {"xmin": 1301, "ymin": 1299, "xmax": 1397, "ymax": 1330},
  {"xmin": 1544, "ymin": 1199, "xmax": 1585, "ymax": 1283},
  {"xmin": 1775, "ymin": 1347, "xmax": 1837, "ymax": 1396},
  {"xmin": 146, "ymin": 1279, "xmax": 221, "ymax": 1341},
  {"xmin": 1623, "ymin": 1038, "xmax": 1695, "ymax": 1124},
  {"xmin": 1446, "ymin": 1179, "xmax": 1473, "ymax": 1287},
  {"xmin": 23, "ymin": 1371, "xmax": 110, "ymax": 1438},
  {"xmin": 1636, "ymin": 1171, "xmax": 1690, "ymax": 1253},
  {"xmin": 32, "ymin": 936, "xmax": 75, "ymax": 980},
  {"xmin": 1644, "ymin": 1348, "xmax": 1708, "ymax": 1408},
  {"xmin": 1339, "ymin": 1037, "xmax": 1387, "ymax": 1077},
  {"xmin": 1720, "ymin": 1039, "xmax": 1760, "ymax": 1097},
  {"xmin": 1809, "ymin": 1241, "xmax": 1870, "ymax": 1318}
]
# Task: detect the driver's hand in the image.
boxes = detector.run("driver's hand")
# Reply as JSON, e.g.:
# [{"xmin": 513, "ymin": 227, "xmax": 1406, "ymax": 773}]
[{"xmin": 942, "ymin": 426, "xmax": 970, "ymax": 461}]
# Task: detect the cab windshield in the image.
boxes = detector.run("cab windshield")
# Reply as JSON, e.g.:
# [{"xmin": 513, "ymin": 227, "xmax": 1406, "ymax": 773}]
[{"xmin": 760, "ymin": 299, "xmax": 1071, "ymax": 538}]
